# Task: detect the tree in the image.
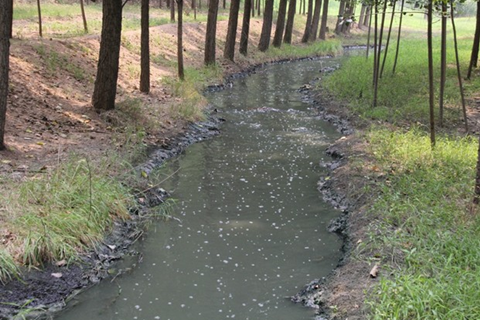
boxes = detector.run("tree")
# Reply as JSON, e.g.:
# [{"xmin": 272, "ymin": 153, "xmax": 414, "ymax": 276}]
[
  {"xmin": 170, "ymin": 0, "xmax": 175, "ymax": 22},
  {"xmin": 392, "ymin": 0, "xmax": 405, "ymax": 74},
  {"xmin": 8, "ymin": 0, "xmax": 13, "ymax": 38},
  {"xmin": 380, "ymin": 0, "xmax": 396, "ymax": 77},
  {"xmin": 140, "ymin": 0, "xmax": 150, "ymax": 92},
  {"xmin": 427, "ymin": 0, "xmax": 435, "ymax": 147},
  {"xmin": 272, "ymin": 0, "xmax": 288, "ymax": 47},
  {"xmin": 301, "ymin": 0, "xmax": 313, "ymax": 42},
  {"xmin": 334, "ymin": 0, "xmax": 345, "ymax": 34},
  {"xmin": 258, "ymin": 0, "xmax": 274, "ymax": 51},
  {"xmin": 439, "ymin": 1, "xmax": 447, "ymax": 126},
  {"xmin": 467, "ymin": 1, "xmax": 480, "ymax": 79},
  {"xmin": 92, "ymin": 0, "xmax": 123, "ymax": 111},
  {"xmin": 177, "ymin": 0, "xmax": 184, "ymax": 80},
  {"xmin": 0, "ymin": 0, "xmax": 13, "ymax": 150},
  {"xmin": 283, "ymin": 0, "xmax": 297, "ymax": 43},
  {"xmin": 224, "ymin": 0, "xmax": 240, "ymax": 60},
  {"xmin": 204, "ymin": 0, "xmax": 219, "ymax": 64},
  {"xmin": 37, "ymin": 0, "xmax": 43, "ymax": 37},
  {"xmin": 308, "ymin": 0, "xmax": 322, "ymax": 41},
  {"xmin": 318, "ymin": 0, "xmax": 328, "ymax": 40},
  {"xmin": 80, "ymin": 0, "xmax": 89, "ymax": 33},
  {"xmin": 240, "ymin": 0, "xmax": 252, "ymax": 55}
]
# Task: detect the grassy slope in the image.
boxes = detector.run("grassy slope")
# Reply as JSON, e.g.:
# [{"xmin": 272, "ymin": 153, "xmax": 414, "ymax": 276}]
[
  {"xmin": 323, "ymin": 7, "xmax": 480, "ymax": 320},
  {"xmin": 0, "ymin": 3, "xmax": 344, "ymax": 283}
]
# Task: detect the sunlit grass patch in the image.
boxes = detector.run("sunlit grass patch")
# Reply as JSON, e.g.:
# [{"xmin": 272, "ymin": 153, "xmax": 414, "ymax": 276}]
[{"xmin": 364, "ymin": 128, "xmax": 480, "ymax": 319}]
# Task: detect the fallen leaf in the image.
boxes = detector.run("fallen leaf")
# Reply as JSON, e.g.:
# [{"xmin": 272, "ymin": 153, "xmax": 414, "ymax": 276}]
[
  {"xmin": 51, "ymin": 272, "xmax": 63, "ymax": 278},
  {"xmin": 55, "ymin": 260, "xmax": 67, "ymax": 267},
  {"xmin": 141, "ymin": 171, "xmax": 148, "ymax": 178},
  {"xmin": 370, "ymin": 264, "xmax": 380, "ymax": 278},
  {"xmin": 107, "ymin": 244, "xmax": 116, "ymax": 251}
]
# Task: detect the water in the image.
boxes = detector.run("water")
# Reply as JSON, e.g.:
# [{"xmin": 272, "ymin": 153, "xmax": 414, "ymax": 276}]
[{"xmin": 55, "ymin": 58, "xmax": 344, "ymax": 320}]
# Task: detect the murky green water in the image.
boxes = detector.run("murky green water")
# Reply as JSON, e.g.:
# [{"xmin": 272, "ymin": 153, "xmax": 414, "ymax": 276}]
[{"xmin": 56, "ymin": 58, "xmax": 344, "ymax": 320}]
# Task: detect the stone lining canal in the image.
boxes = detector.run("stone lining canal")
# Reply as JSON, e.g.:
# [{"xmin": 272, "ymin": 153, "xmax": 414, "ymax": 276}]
[{"xmin": 56, "ymin": 57, "xmax": 345, "ymax": 320}]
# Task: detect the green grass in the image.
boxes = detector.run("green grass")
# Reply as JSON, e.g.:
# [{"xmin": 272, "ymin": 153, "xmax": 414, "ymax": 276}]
[
  {"xmin": 0, "ymin": 157, "xmax": 134, "ymax": 276},
  {"xmin": 364, "ymin": 128, "xmax": 480, "ymax": 320},
  {"xmin": 34, "ymin": 44, "xmax": 86, "ymax": 80}
]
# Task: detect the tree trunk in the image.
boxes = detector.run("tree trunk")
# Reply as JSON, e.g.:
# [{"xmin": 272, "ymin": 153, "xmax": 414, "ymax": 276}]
[
  {"xmin": 0, "ymin": 0, "xmax": 12, "ymax": 150},
  {"xmin": 467, "ymin": 1, "xmax": 480, "ymax": 79},
  {"xmin": 258, "ymin": 0, "xmax": 274, "ymax": 51},
  {"xmin": 301, "ymin": 0, "xmax": 313, "ymax": 42},
  {"xmin": 358, "ymin": 4, "xmax": 366, "ymax": 29},
  {"xmin": 257, "ymin": 0, "xmax": 261, "ymax": 16},
  {"xmin": 240, "ymin": 0, "xmax": 252, "ymax": 55},
  {"xmin": 204, "ymin": 0, "xmax": 219, "ymax": 64},
  {"xmin": 159, "ymin": 0, "xmax": 162, "ymax": 9},
  {"xmin": 193, "ymin": 0, "xmax": 196, "ymax": 20},
  {"xmin": 170, "ymin": 0, "xmax": 175, "ymax": 21},
  {"xmin": 283, "ymin": 0, "xmax": 297, "ymax": 43},
  {"xmin": 372, "ymin": 1, "xmax": 378, "ymax": 105},
  {"xmin": 392, "ymin": 0, "xmax": 405, "ymax": 74},
  {"xmin": 223, "ymin": 0, "xmax": 226, "ymax": 9},
  {"xmin": 80, "ymin": 0, "xmax": 89, "ymax": 32},
  {"xmin": 474, "ymin": 136, "xmax": 480, "ymax": 204},
  {"xmin": 364, "ymin": 5, "xmax": 370, "ymax": 27},
  {"xmin": 272, "ymin": 0, "xmax": 288, "ymax": 47},
  {"xmin": 318, "ymin": 0, "xmax": 328, "ymax": 40},
  {"xmin": 224, "ymin": 0, "xmax": 240, "ymax": 60},
  {"xmin": 439, "ymin": 2, "xmax": 447, "ymax": 126},
  {"xmin": 37, "ymin": 0, "xmax": 43, "ymax": 37},
  {"xmin": 334, "ymin": 0, "xmax": 345, "ymax": 34},
  {"xmin": 308, "ymin": 0, "xmax": 322, "ymax": 41},
  {"xmin": 8, "ymin": 0, "xmax": 14, "ymax": 38},
  {"xmin": 92, "ymin": 0, "xmax": 123, "ymax": 111},
  {"xmin": 450, "ymin": 0, "xmax": 468, "ymax": 132},
  {"xmin": 365, "ymin": 5, "xmax": 372, "ymax": 58},
  {"xmin": 380, "ymin": 0, "xmax": 396, "ymax": 77},
  {"xmin": 427, "ymin": 0, "xmax": 436, "ymax": 147},
  {"xmin": 177, "ymin": 0, "xmax": 184, "ymax": 80},
  {"xmin": 140, "ymin": 0, "xmax": 150, "ymax": 92}
]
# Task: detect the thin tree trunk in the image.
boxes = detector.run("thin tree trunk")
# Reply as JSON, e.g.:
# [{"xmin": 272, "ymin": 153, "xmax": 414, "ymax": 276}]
[
  {"xmin": 9, "ymin": 0, "xmax": 14, "ymax": 38},
  {"xmin": 284, "ymin": 0, "xmax": 297, "ymax": 43},
  {"xmin": 439, "ymin": 2, "xmax": 447, "ymax": 126},
  {"xmin": 37, "ymin": 0, "xmax": 42, "ymax": 37},
  {"xmin": 450, "ymin": 1, "xmax": 468, "ymax": 132},
  {"xmin": 467, "ymin": 1, "xmax": 480, "ymax": 79},
  {"xmin": 252, "ymin": 0, "xmax": 255, "ymax": 17},
  {"xmin": 170, "ymin": 0, "xmax": 175, "ymax": 21},
  {"xmin": 223, "ymin": 0, "xmax": 226, "ymax": 9},
  {"xmin": 335, "ymin": 0, "xmax": 345, "ymax": 34},
  {"xmin": 427, "ymin": 0, "xmax": 435, "ymax": 147},
  {"xmin": 0, "ymin": 0, "xmax": 13, "ymax": 149},
  {"xmin": 372, "ymin": 1, "xmax": 378, "ymax": 106},
  {"xmin": 302, "ymin": 0, "xmax": 305, "ymax": 14},
  {"xmin": 257, "ymin": 0, "xmax": 261, "ymax": 16},
  {"xmin": 373, "ymin": 0, "xmax": 387, "ymax": 104},
  {"xmin": 140, "ymin": 0, "xmax": 150, "ymax": 92},
  {"xmin": 474, "ymin": 138, "xmax": 480, "ymax": 204},
  {"xmin": 380, "ymin": 0, "xmax": 396, "ymax": 77},
  {"xmin": 204, "ymin": 0, "xmax": 219, "ymax": 64},
  {"xmin": 92, "ymin": 0, "xmax": 123, "ymax": 111},
  {"xmin": 272, "ymin": 0, "xmax": 288, "ymax": 47},
  {"xmin": 366, "ymin": 5, "xmax": 372, "ymax": 58},
  {"xmin": 177, "ymin": 0, "xmax": 184, "ymax": 80},
  {"xmin": 159, "ymin": 0, "xmax": 162, "ymax": 9},
  {"xmin": 240, "ymin": 0, "xmax": 252, "ymax": 55},
  {"xmin": 258, "ymin": 0, "xmax": 274, "ymax": 51},
  {"xmin": 309, "ymin": 0, "xmax": 322, "ymax": 41},
  {"xmin": 318, "ymin": 0, "xmax": 328, "ymax": 40},
  {"xmin": 80, "ymin": 0, "xmax": 89, "ymax": 32},
  {"xmin": 301, "ymin": 0, "xmax": 313, "ymax": 42},
  {"xmin": 193, "ymin": 0, "xmax": 196, "ymax": 19},
  {"xmin": 358, "ymin": 4, "xmax": 366, "ymax": 29},
  {"xmin": 392, "ymin": 0, "xmax": 405, "ymax": 74},
  {"xmin": 364, "ymin": 5, "xmax": 370, "ymax": 27},
  {"xmin": 224, "ymin": 0, "xmax": 240, "ymax": 60}
]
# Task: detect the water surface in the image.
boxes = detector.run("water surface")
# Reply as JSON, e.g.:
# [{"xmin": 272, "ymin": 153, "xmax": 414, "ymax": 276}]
[{"xmin": 56, "ymin": 58, "xmax": 344, "ymax": 320}]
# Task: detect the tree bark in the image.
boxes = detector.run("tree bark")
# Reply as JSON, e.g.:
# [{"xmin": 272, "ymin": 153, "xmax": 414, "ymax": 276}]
[
  {"xmin": 177, "ymin": 0, "xmax": 184, "ymax": 80},
  {"xmin": 240, "ymin": 0, "xmax": 252, "ymax": 55},
  {"xmin": 170, "ymin": 0, "xmax": 175, "ymax": 21},
  {"xmin": 392, "ymin": 0, "xmax": 405, "ymax": 74},
  {"xmin": 283, "ymin": 0, "xmax": 297, "ymax": 43},
  {"xmin": 224, "ymin": 0, "xmax": 240, "ymax": 60},
  {"xmin": 439, "ymin": 2, "xmax": 447, "ymax": 126},
  {"xmin": 258, "ymin": 0, "xmax": 274, "ymax": 51},
  {"xmin": 467, "ymin": 1, "xmax": 480, "ymax": 79},
  {"xmin": 366, "ymin": 5, "xmax": 372, "ymax": 58},
  {"xmin": 140, "ymin": 0, "xmax": 150, "ymax": 92},
  {"xmin": 92, "ymin": 0, "xmax": 123, "ymax": 111},
  {"xmin": 9, "ymin": 0, "xmax": 14, "ymax": 38},
  {"xmin": 272, "ymin": 0, "xmax": 288, "ymax": 47},
  {"xmin": 0, "ymin": 0, "xmax": 13, "ymax": 150},
  {"xmin": 80, "ymin": 0, "xmax": 89, "ymax": 32},
  {"xmin": 427, "ymin": 0, "xmax": 435, "ymax": 147},
  {"xmin": 192, "ymin": 0, "xmax": 196, "ymax": 19},
  {"xmin": 37, "ymin": 0, "xmax": 43, "ymax": 37},
  {"xmin": 318, "ymin": 0, "xmax": 328, "ymax": 40},
  {"xmin": 204, "ymin": 0, "xmax": 219, "ymax": 64},
  {"xmin": 450, "ymin": 1, "xmax": 468, "ymax": 132},
  {"xmin": 358, "ymin": 4, "xmax": 366, "ymax": 29},
  {"xmin": 308, "ymin": 0, "xmax": 322, "ymax": 41},
  {"xmin": 380, "ymin": 0, "xmax": 396, "ymax": 78},
  {"xmin": 301, "ymin": 0, "xmax": 313, "ymax": 42}
]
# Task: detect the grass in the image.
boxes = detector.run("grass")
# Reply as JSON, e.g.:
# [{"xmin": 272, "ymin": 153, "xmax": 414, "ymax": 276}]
[
  {"xmin": 34, "ymin": 44, "xmax": 86, "ymax": 80},
  {"xmin": 363, "ymin": 128, "xmax": 480, "ymax": 320}
]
